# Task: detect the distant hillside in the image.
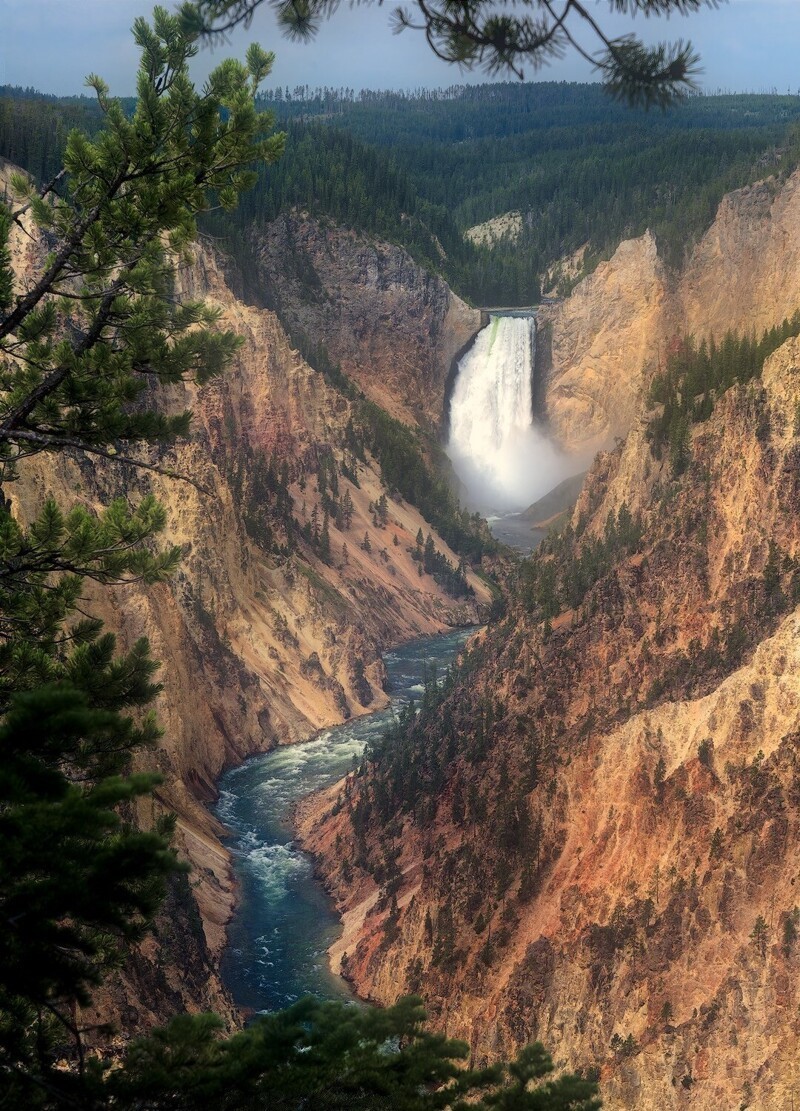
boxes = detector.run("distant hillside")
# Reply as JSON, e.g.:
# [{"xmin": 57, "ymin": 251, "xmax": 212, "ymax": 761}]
[
  {"xmin": 261, "ymin": 83, "xmax": 800, "ymax": 300},
  {"xmin": 4, "ymin": 82, "xmax": 800, "ymax": 305}
]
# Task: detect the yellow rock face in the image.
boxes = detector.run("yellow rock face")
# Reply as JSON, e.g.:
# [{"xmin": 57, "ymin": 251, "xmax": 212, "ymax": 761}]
[
  {"xmin": 299, "ymin": 333, "xmax": 800, "ymax": 1111},
  {"xmin": 544, "ymin": 168, "xmax": 800, "ymax": 457},
  {"xmin": 543, "ymin": 231, "xmax": 667, "ymax": 451}
]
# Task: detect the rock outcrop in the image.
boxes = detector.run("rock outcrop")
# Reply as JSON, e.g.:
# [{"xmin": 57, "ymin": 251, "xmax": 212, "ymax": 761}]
[
  {"xmin": 465, "ymin": 212, "xmax": 523, "ymax": 248},
  {"xmin": 542, "ymin": 167, "xmax": 800, "ymax": 453},
  {"xmin": 541, "ymin": 231, "xmax": 667, "ymax": 449},
  {"xmin": 250, "ymin": 212, "xmax": 482, "ymax": 430}
]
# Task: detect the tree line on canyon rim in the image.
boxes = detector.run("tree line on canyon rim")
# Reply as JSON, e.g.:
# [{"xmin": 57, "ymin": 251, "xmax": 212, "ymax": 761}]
[
  {"xmin": 0, "ymin": 8, "xmax": 601, "ymax": 1109},
  {"xmin": 6, "ymin": 79, "xmax": 800, "ymax": 307}
]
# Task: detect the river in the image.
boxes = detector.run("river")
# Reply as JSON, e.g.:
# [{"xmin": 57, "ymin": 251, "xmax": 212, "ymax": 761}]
[{"xmin": 216, "ymin": 626, "xmax": 475, "ymax": 1015}]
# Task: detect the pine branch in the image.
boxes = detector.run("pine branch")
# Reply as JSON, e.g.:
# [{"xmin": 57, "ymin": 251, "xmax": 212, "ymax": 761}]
[
  {"xmin": 0, "ymin": 170, "xmax": 128, "ymax": 342},
  {"xmin": 7, "ymin": 430, "xmax": 214, "ymax": 495}
]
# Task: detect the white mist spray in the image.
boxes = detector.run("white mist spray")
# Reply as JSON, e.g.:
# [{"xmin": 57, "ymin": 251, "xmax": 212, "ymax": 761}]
[{"xmin": 447, "ymin": 315, "xmax": 569, "ymax": 513}]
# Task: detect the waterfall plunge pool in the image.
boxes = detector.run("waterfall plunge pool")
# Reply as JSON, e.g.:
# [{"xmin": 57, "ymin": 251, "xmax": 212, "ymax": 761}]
[{"xmin": 216, "ymin": 627, "xmax": 475, "ymax": 1015}]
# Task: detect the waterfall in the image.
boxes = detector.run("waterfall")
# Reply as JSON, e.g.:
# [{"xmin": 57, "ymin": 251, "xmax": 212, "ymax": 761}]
[{"xmin": 447, "ymin": 314, "xmax": 567, "ymax": 513}]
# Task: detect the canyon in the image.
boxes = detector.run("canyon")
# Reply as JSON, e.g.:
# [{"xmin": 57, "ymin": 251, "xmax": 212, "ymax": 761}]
[
  {"xmin": 7, "ymin": 145, "xmax": 800, "ymax": 1110},
  {"xmin": 3, "ymin": 156, "xmax": 490, "ymax": 1036},
  {"xmin": 295, "ymin": 166, "xmax": 800, "ymax": 1110}
]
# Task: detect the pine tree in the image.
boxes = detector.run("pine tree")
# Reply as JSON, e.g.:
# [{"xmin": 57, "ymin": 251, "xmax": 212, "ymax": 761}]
[
  {"xmin": 107, "ymin": 995, "xmax": 601, "ymax": 1109},
  {"xmin": 424, "ymin": 532, "xmax": 436, "ymax": 573},
  {"xmin": 0, "ymin": 682, "xmax": 178, "ymax": 1104},
  {"xmin": 187, "ymin": 0, "xmax": 706, "ymax": 108},
  {"xmin": 653, "ymin": 756, "xmax": 667, "ymax": 803},
  {"xmin": 751, "ymin": 915, "xmax": 769, "ymax": 959},
  {"xmin": 320, "ymin": 509, "xmax": 331, "ymax": 562},
  {"xmin": 342, "ymin": 487, "xmax": 354, "ymax": 528},
  {"xmin": 1, "ymin": 14, "xmax": 282, "ymax": 475},
  {"xmin": 0, "ymin": 9, "xmax": 281, "ymax": 1099},
  {"xmin": 668, "ymin": 412, "xmax": 691, "ymax": 476},
  {"xmin": 0, "ymin": 209, "xmax": 12, "ymax": 313},
  {"xmin": 763, "ymin": 539, "xmax": 783, "ymax": 612}
]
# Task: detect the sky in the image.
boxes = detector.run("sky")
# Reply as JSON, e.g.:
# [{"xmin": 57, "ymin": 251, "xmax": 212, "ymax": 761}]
[{"xmin": 2, "ymin": 1, "xmax": 800, "ymax": 98}]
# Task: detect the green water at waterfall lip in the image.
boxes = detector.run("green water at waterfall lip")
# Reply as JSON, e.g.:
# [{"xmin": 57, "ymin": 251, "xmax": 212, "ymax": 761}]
[{"xmin": 216, "ymin": 626, "xmax": 475, "ymax": 1015}]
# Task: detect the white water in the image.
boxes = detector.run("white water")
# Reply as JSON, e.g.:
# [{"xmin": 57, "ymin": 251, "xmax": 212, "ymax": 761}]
[
  {"xmin": 217, "ymin": 629, "xmax": 474, "ymax": 1012},
  {"xmin": 447, "ymin": 314, "xmax": 569, "ymax": 513}
]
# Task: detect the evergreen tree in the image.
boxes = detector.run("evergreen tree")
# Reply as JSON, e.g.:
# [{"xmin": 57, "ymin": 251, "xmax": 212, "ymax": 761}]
[
  {"xmin": 320, "ymin": 509, "xmax": 331, "ymax": 562},
  {"xmin": 0, "ymin": 8, "xmax": 281, "ymax": 1100},
  {"xmin": 750, "ymin": 915, "xmax": 769, "ymax": 959},
  {"xmin": 0, "ymin": 11, "xmax": 282, "ymax": 474},
  {"xmin": 0, "ymin": 209, "xmax": 12, "ymax": 313},
  {"xmin": 668, "ymin": 412, "xmax": 691, "ymax": 476},
  {"xmin": 0, "ymin": 683, "xmax": 178, "ymax": 1106},
  {"xmin": 341, "ymin": 487, "xmax": 354, "ymax": 528},
  {"xmin": 107, "ymin": 995, "xmax": 601, "ymax": 1110},
  {"xmin": 763, "ymin": 539, "xmax": 783, "ymax": 612}
]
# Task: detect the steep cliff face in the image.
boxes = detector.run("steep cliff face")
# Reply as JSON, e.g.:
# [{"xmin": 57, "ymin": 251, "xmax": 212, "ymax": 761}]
[
  {"xmin": 543, "ymin": 167, "xmax": 800, "ymax": 453},
  {"xmin": 5, "ymin": 172, "xmax": 491, "ymax": 1038},
  {"xmin": 679, "ymin": 172, "xmax": 800, "ymax": 339},
  {"xmin": 298, "ymin": 336, "xmax": 800, "ymax": 1110},
  {"xmin": 249, "ymin": 211, "xmax": 483, "ymax": 430},
  {"xmin": 542, "ymin": 232, "xmax": 667, "ymax": 450}
]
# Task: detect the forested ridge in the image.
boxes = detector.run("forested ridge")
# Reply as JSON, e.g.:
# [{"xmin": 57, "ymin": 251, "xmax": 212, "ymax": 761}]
[
  {"xmin": 257, "ymin": 82, "xmax": 800, "ymax": 299},
  {"xmin": 5, "ymin": 81, "xmax": 800, "ymax": 305},
  {"xmin": 229, "ymin": 120, "xmax": 471, "ymax": 282}
]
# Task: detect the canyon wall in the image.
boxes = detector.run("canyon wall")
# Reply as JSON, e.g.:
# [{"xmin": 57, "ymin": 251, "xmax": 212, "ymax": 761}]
[
  {"xmin": 543, "ymin": 166, "xmax": 800, "ymax": 453},
  {"xmin": 249, "ymin": 211, "xmax": 482, "ymax": 430},
  {"xmin": 541, "ymin": 231, "xmax": 667, "ymax": 450}
]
